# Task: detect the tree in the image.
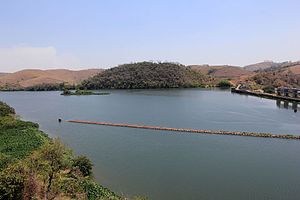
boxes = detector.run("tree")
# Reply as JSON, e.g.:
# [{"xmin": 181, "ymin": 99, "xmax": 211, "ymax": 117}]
[
  {"xmin": 61, "ymin": 88, "xmax": 72, "ymax": 95},
  {"xmin": 0, "ymin": 102, "xmax": 15, "ymax": 117},
  {"xmin": 217, "ymin": 80, "xmax": 232, "ymax": 88},
  {"xmin": 0, "ymin": 163, "xmax": 26, "ymax": 200},
  {"xmin": 39, "ymin": 140, "xmax": 72, "ymax": 199},
  {"xmin": 263, "ymin": 85, "xmax": 275, "ymax": 94},
  {"xmin": 73, "ymin": 156, "xmax": 93, "ymax": 177}
]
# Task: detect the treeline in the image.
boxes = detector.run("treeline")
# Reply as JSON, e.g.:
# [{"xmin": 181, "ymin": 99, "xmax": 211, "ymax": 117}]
[
  {"xmin": 81, "ymin": 62, "xmax": 208, "ymax": 89},
  {"xmin": 0, "ymin": 101, "xmax": 121, "ymax": 200},
  {"xmin": 0, "ymin": 83, "xmax": 76, "ymax": 91},
  {"xmin": 25, "ymin": 83, "xmax": 75, "ymax": 91}
]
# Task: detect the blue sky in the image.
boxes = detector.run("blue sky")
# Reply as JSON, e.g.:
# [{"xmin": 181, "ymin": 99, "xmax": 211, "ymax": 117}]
[{"xmin": 1, "ymin": 0, "xmax": 300, "ymax": 72}]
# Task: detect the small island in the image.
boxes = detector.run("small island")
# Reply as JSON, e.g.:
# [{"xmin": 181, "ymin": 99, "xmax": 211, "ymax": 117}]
[{"xmin": 61, "ymin": 88, "xmax": 110, "ymax": 96}]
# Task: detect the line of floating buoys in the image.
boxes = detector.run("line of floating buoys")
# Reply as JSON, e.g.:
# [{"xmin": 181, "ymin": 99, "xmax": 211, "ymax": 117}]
[{"xmin": 65, "ymin": 120, "xmax": 300, "ymax": 140}]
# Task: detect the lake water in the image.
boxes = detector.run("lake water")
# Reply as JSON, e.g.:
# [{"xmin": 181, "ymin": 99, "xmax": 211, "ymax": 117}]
[{"xmin": 1, "ymin": 89, "xmax": 300, "ymax": 200}]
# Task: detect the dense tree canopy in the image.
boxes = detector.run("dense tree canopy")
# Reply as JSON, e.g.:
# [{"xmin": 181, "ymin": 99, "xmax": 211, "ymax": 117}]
[
  {"xmin": 0, "ymin": 102, "xmax": 15, "ymax": 117},
  {"xmin": 81, "ymin": 62, "xmax": 208, "ymax": 89},
  {"xmin": 73, "ymin": 156, "xmax": 93, "ymax": 177},
  {"xmin": 217, "ymin": 80, "xmax": 232, "ymax": 88}
]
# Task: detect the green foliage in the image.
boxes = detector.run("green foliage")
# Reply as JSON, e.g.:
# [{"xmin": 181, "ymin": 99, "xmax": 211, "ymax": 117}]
[
  {"xmin": 0, "ymin": 101, "xmax": 124, "ymax": 199},
  {"xmin": 0, "ymin": 140, "xmax": 121, "ymax": 200},
  {"xmin": 0, "ymin": 101, "xmax": 15, "ymax": 117},
  {"xmin": 62, "ymin": 88, "xmax": 72, "ymax": 95},
  {"xmin": 61, "ymin": 89, "xmax": 110, "ymax": 96},
  {"xmin": 37, "ymin": 140, "xmax": 74, "ymax": 199},
  {"xmin": 81, "ymin": 61, "xmax": 207, "ymax": 89},
  {"xmin": 1, "ymin": 83, "xmax": 76, "ymax": 91},
  {"xmin": 73, "ymin": 155, "xmax": 93, "ymax": 177},
  {"xmin": 0, "ymin": 164, "xmax": 25, "ymax": 200},
  {"xmin": 0, "ymin": 153, "xmax": 11, "ymax": 169},
  {"xmin": 0, "ymin": 116, "xmax": 39, "ymax": 130},
  {"xmin": 0, "ymin": 115, "xmax": 47, "ymax": 169},
  {"xmin": 263, "ymin": 86, "xmax": 275, "ymax": 94},
  {"xmin": 82, "ymin": 179, "xmax": 120, "ymax": 200},
  {"xmin": 25, "ymin": 83, "xmax": 65, "ymax": 91},
  {"xmin": 75, "ymin": 89, "xmax": 93, "ymax": 95},
  {"xmin": 40, "ymin": 139, "xmax": 72, "ymax": 172},
  {"xmin": 217, "ymin": 80, "xmax": 232, "ymax": 88}
]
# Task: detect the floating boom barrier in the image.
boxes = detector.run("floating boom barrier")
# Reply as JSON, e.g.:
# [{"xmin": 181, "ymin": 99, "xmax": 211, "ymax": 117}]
[{"xmin": 65, "ymin": 120, "xmax": 300, "ymax": 140}]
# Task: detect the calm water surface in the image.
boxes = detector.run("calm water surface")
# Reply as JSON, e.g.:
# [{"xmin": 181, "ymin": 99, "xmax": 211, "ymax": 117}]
[{"xmin": 1, "ymin": 89, "xmax": 300, "ymax": 200}]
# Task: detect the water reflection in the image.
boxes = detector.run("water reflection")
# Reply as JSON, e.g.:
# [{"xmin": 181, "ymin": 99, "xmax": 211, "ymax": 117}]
[{"xmin": 276, "ymin": 100, "xmax": 299, "ymax": 113}]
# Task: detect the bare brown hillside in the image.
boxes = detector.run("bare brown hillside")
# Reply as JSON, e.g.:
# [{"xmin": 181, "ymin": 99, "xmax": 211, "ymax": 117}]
[
  {"xmin": 240, "ymin": 63, "xmax": 300, "ymax": 90},
  {"xmin": 243, "ymin": 61, "xmax": 283, "ymax": 71},
  {"xmin": 0, "ymin": 69, "xmax": 103, "ymax": 88},
  {"xmin": 189, "ymin": 65, "xmax": 252, "ymax": 78},
  {"xmin": 0, "ymin": 73, "xmax": 9, "ymax": 77},
  {"xmin": 288, "ymin": 64, "xmax": 300, "ymax": 75}
]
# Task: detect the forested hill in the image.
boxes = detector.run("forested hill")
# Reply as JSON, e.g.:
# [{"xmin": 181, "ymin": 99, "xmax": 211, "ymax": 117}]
[{"xmin": 81, "ymin": 62, "xmax": 208, "ymax": 89}]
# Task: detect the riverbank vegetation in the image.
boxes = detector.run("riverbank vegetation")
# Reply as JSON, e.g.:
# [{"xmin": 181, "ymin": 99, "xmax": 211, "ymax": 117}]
[
  {"xmin": 61, "ymin": 88, "xmax": 110, "ymax": 96},
  {"xmin": 216, "ymin": 80, "xmax": 232, "ymax": 88},
  {"xmin": 0, "ymin": 101, "xmax": 121, "ymax": 200},
  {"xmin": 0, "ymin": 83, "xmax": 76, "ymax": 92}
]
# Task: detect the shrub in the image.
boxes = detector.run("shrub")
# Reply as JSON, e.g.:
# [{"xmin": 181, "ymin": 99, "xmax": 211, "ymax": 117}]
[
  {"xmin": 82, "ymin": 180, "xmax": 120, "ymax": 200},
  {"xmin": 217, "ymin": 80, "xmax": 232, "ymax": 88},
  {"xmin": 0, "ymin": 116, "xmax": 39, "ymax": 130},
  {"xmin": 61, "ymin": 88, "xmax": 72, "ymax": 95},
  {"xmin": 263, "ymin": 86, "xmax": 275, "ymax": 94},
  {"xmin": 0, "ymin": 164, "xmax": 26, "ymax": 200},
  {"xmin": 0, "ymin": 102, "xmax": 15, "ymax": 117},
  {"xmin": 73, "ymin": 156, "xmax": 93, "ymax": 177}
]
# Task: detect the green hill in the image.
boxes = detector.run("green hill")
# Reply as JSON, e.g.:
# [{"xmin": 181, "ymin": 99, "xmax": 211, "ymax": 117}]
[{"xmin": 81, "ymin": 62, "xmax": 208, "ymax": 89}]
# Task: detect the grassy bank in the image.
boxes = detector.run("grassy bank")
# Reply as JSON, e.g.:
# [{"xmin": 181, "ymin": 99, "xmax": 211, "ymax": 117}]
[{"xmin": 0, "ymin": 101, "xmax": 122, "ymax": 200}]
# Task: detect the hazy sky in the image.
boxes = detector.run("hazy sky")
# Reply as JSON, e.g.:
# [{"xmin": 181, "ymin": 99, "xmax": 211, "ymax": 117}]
[{"xmin": 1, "ymin": 0, "xmax": 300, "ymax": 72}]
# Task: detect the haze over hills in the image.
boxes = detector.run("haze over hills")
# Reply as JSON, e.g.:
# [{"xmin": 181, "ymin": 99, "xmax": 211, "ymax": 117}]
[
  {"xmin": 243, "ymin": 61, "xmax": 286, "ymax": 71},
  {"xmin": 0, "ymin": 69, "xmax": 103, "ymax": 89},
  {"xmin": 0, "ymin": 73, "xmax": 9, "ymax": 77},
  {"xmin": 80, "ymin": 60, "xmax": 300, "ymax": 90},
  {"xmin": 1, "ymin": 60, "xmax": 300, "ymax": 90},
  {"xmin": 190, "ymin": 65, "xmax": 252, "ymax": 78},
  {"xmin": 242, "ymin": 61, "xmax": 300, "ymax": 90}
]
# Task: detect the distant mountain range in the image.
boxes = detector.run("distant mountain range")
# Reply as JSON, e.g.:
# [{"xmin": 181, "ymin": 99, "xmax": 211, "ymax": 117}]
[
  {"xmin": 0, "ymin": 69, "xmax": 102, "ymax": 90},
  {"xmin": 1, "ymin": 60, "xmax": 299, "ymax": 90},
  {"xmin": 0, "ymin": 73, "xmax": 9, "ymax": 77},
  {"xmin": 244, "ymin": 61, "xmax": 300, "ymax": 89},
  {"xmin": 190, "ymin": 65, "xmax": 252, "ymax": 78},
  {"xmin": 243, "ymin": 61, "xmax": 294, "ymax": 71}
]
